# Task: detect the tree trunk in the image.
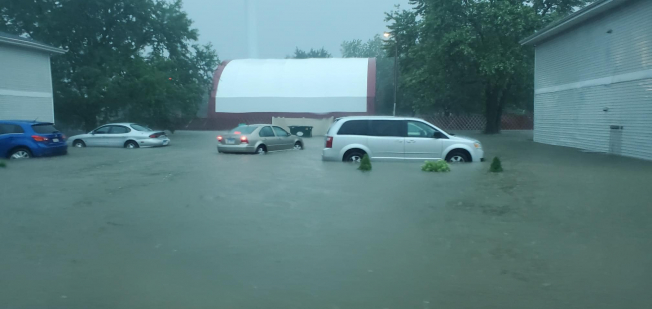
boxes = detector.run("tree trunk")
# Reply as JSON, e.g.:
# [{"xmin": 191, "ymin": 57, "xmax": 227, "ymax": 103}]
[{"xmin": 484, "ymin": 87, "xmax": 503, "ymax": 134}]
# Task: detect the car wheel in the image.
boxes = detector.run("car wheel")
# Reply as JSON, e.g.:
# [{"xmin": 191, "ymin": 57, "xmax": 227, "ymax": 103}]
[
  {"xmin": 10, "ymin": 148, "xmax": 31, "ymax": 159},
  {"xmin": 255, "ymin": 145, "xmax": 267, "ymax": 155},
  {"xmin": 343, "ymin": 150, "xmax": 365, "ymax": 163},
  {"xmin": 446, "ymin": 151, "xmax": 470, "ymax": 163},
  {"xmin": 125, "ymin": 141, "xmax": 139, "ymax": 149},
  {"xmin": 73, "ymin": 140, "xmax": 86, "ymax": 148},
  {"xmin": 294, "ymin": 142, "xmax": 303, "ymax": 150}
]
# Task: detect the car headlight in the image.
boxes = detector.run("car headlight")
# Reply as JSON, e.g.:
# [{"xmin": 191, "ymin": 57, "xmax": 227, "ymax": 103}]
[{"xmin": 474, "ymin": 142, "xmax": 482, "ymax": 149}]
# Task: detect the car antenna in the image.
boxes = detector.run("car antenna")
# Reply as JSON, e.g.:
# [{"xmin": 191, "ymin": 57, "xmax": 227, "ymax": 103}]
[{"xmin": 33, "ymin": 117, "xmax": 39, "ymax": 123}]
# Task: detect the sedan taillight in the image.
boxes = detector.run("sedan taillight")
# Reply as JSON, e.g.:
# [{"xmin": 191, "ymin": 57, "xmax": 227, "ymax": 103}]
[
  {"xmin": 240, "ymin": 136, "xmax": 248, "ymax": 144},
  {"xmin": 32, "ymin": 135, "xmax": 48, "ymax": 142},
  {"xmin": 325, "ymin": 136, "xmax": 333, "ymax": 148}
]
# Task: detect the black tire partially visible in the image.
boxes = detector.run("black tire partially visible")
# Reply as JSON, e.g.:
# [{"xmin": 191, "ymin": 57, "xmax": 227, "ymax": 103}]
[
  {"xmin": 446, "ymin": 151, "xmax": 470, "ymax": 163},
  {"xmin": 73, "ymin": 140, "xmax": 86, "ymax": 148},
  {"xmin": 125, "ymin": 141, "xmax": 139, "ymax": 149},
  {"xmin": 343, "ymin": 150, "xmax": 365, "ymax": 162}
]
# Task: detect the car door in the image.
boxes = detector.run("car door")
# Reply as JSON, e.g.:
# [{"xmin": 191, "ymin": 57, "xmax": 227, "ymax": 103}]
[
  {"xmin": 404, "ymin": 121, "xmax": 444, "ymax": 160},
  {"xmin": 106, "ymin": 125, "xmax": 131, "ymax": 147},
  {"xmin": 272, "ymin": 126, "xmax": 293, "ymax": 150},
  {"xmin": 259, "ymin": 126, "xmax": 280, "ymax": 151},
  {"xmin": 258, "ymin": 126, "xmax": 281, "ymax": 151},
  {"xmin": 85, "ymin": 125, "xmax": 111, "ymax": 146},
  {"xmin": 367, "ymin": 120, "xmax": 405, "ymax": 160}
]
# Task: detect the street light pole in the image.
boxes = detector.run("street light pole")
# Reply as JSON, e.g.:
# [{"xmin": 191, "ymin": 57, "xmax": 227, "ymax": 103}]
[
  {"xmin": 385, "ymin": 31, "xmax": 399, "ymax": 116},
  {"xmin": 393, "ymin": 40, "xmax": 398, "ymax": 117}
]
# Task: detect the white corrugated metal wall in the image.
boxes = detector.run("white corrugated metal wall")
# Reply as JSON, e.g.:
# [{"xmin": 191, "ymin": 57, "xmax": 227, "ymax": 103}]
[
  {"xmin": 534, "ymin": 0, "xmax": 652, "ymax": 160},
  {"xmin": 0, "ymin": 44, "xmax": 55, "ymax": 122}
]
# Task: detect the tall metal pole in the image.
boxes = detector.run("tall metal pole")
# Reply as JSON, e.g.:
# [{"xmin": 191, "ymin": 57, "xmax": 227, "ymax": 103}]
[
  {"xmin": 392, "ymin": 37, "xmax": 398, "ymax": 116},
  {"xmin": 245, "ymin": 0, "xmax": 259, "ymax": 58}
]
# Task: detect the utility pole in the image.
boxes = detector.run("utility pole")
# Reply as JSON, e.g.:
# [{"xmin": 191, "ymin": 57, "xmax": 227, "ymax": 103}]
[
  {"xmin": 393, "ymin": 40, "xmax": 398, "ymax": 117},
  {"xmin": 384, "ymin": 31, "xmax": 399, "ymax": 116},
  {"xmin": 245, "ymin": 0, "xmax": 259, "ymax": 58}
]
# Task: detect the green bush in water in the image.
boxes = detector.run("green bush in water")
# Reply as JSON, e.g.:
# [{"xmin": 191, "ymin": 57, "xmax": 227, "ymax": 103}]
[
  {"xmin": 358, "ymin": 154, "xmax": 372, "ymax": 171},
  {"xmin": 421, "ymin": 160, "xmax": 450, "ymax": 172},
  {"xmin": 489, "ymin": 157, "xmax": 503, "ymax": 173}
]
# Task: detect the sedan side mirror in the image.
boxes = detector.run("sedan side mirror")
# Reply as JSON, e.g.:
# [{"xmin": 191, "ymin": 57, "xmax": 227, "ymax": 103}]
[{"xmin": 434, "ymin": 132, "xmax": 445, "ymax": 139}]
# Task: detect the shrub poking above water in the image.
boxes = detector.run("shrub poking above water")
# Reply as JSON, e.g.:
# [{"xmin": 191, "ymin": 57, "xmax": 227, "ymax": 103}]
[
  {"xmin": 0, "ymin": 161, "xmax": 6, "ymax": 168},
  {"xmin": 422, "ymin": 160, "xmax": 450, "ymax": 172},
  {"xmin": 358, "ymin": 154, "xmax": 372, "ymax": 171},
  {"xmin": 490, "ymin": 157, "xmax": 503, "ymax": 173}
]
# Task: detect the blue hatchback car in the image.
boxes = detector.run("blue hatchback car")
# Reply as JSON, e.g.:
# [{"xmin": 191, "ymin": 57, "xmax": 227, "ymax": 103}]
[{"xmin": 0, "ymin": 120, "xmax": 68, "ymax": 159}]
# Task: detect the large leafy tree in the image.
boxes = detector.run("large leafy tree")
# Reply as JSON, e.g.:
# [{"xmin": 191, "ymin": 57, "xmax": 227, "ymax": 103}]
[
  {"xmin": 388, "ymin": 0, "xmax": 594, "ymax": 133},
  {"xmin": 288, "ymin": 47, "xmax": 331, "ymax": 59},
  {"xmin": 0, "ymin": 0, "xmax": 219, "ymax": 131},
  {"xmin": 341, "ymin": 35, "xmax": 386, "ymax": 58}
]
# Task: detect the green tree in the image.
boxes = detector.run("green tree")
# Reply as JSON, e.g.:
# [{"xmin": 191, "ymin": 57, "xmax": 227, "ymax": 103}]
[
  {"xmin": 341, "ymin": 35, "xmax": 386, "ymax": 58},
  {"xmin": 288, "ymin": 47, "xmax": 331, "ymax": 59},
  {"xmin": 388, "ymin": 0, "xmax": 594, "ymax": 133},
  {"xmin": 0, "ymin": 0, "xmax": 219, "ymax": 132}
]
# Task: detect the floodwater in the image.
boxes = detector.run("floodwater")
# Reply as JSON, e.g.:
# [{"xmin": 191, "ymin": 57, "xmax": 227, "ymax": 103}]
[{"xmin": 1, "ymin": 131, "xmax": 651, "ymax": 308}]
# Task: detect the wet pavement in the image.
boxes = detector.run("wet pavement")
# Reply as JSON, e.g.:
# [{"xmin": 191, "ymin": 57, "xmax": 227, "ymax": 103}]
[{"xmin": 1, "ymin": 130, "xmax": 652, "ymax": 309}]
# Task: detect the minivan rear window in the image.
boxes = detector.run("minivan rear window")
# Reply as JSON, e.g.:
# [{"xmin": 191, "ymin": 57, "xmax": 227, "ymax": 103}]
[
  {"xmin": 31, "ymin": 124, "xmax": 59, "ymax": 134},
  {"xmin": 327, "ymin": 119, "xmax": 341, "ymax": 135},
  {"xmin": 337, "ymin": 120, "xmax": 368, "ymax": 135}
]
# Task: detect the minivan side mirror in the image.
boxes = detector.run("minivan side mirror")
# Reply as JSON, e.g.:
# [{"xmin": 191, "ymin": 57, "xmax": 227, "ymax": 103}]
[{"xmin": 434, "ymin": 132, "xmax": 445, "ymax": 139}]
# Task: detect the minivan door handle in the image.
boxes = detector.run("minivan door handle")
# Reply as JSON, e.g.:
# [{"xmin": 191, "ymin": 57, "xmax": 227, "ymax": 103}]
[
  {"xmin": 397, "ymin": 139, "xmax": 404, "ymax": 143},
  {"xmin": 406, "ymin": 140, "xmax": 415, "ymax": 143}
]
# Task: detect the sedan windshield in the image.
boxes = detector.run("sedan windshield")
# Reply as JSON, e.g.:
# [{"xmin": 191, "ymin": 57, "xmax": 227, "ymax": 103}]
[{"xmin": 229, "ymin": 126, "xmax": 258, "ymax": 134}]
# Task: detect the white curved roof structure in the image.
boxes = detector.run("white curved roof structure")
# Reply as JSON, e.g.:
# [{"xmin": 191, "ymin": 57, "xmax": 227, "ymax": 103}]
[{"xmin": 209, "ymin": 58, "xmax": 375, "ymax": 115}]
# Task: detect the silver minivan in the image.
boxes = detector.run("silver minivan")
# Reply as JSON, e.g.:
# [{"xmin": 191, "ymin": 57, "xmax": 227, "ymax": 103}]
[{"xmin": 322, "ymin": 116, "xmax": 484, "ymax": 162}]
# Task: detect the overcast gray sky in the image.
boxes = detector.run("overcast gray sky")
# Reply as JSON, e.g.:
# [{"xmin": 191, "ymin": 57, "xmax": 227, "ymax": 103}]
[{"xmin": 182, "ymin": 0, "xmax": 411, "ymax": 60}]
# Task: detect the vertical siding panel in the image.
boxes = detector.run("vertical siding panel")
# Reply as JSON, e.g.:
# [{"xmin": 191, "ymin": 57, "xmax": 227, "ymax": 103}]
[
  {"xmin": 0, "ymin": 44, "xmax": 55, "ymax": 122},
  {"xmin": 0, "ymin": 45, "xmax": 52, "ymax": 92},
  {"xmin": 533, "ymin": 0, "xmax": 652, "ymax": 160}
]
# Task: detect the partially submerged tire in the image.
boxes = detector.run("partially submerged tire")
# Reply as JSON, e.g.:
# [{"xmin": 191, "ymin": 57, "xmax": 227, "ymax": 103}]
[
  {"xmin": 10, "ymin": 148, "xmax": 31, "ymax": 159},
  {"xmin": 255, "ymin": 145, "xmax": 267, "ymax": 155},
  {"xmin": 294, "ymin": 142, "xmax": 303, "ymax": 150},
  {"xmin": 446, "ymin": 150, "xmax": 470, "ymax": 163},
  {"xmin": 73, "ymin": 140, "xmax": 86, "ymax": 148},
  {"xmin": 343, "ymin": 150, "xmax": 365, "ymax": 163},
  {"xmin": 125, "ymin": 141, "xmax": 139, "ymax": 149}
]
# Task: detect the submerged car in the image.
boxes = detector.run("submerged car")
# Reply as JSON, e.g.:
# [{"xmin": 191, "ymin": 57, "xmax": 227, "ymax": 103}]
[
  {"xmin": 68, "ymin": 123, "xmax": 170, "ymax": 148},
  {"xmin": 322, "ymin": 116, "xmax": 484, "ymax": 162},
  {"xmin": 217, "ymin": 125, "xmax": 303, "ymax": 154},
  {"xmin": 0, "ymin": 120, "xmax": 68, "ymax": 159}
]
